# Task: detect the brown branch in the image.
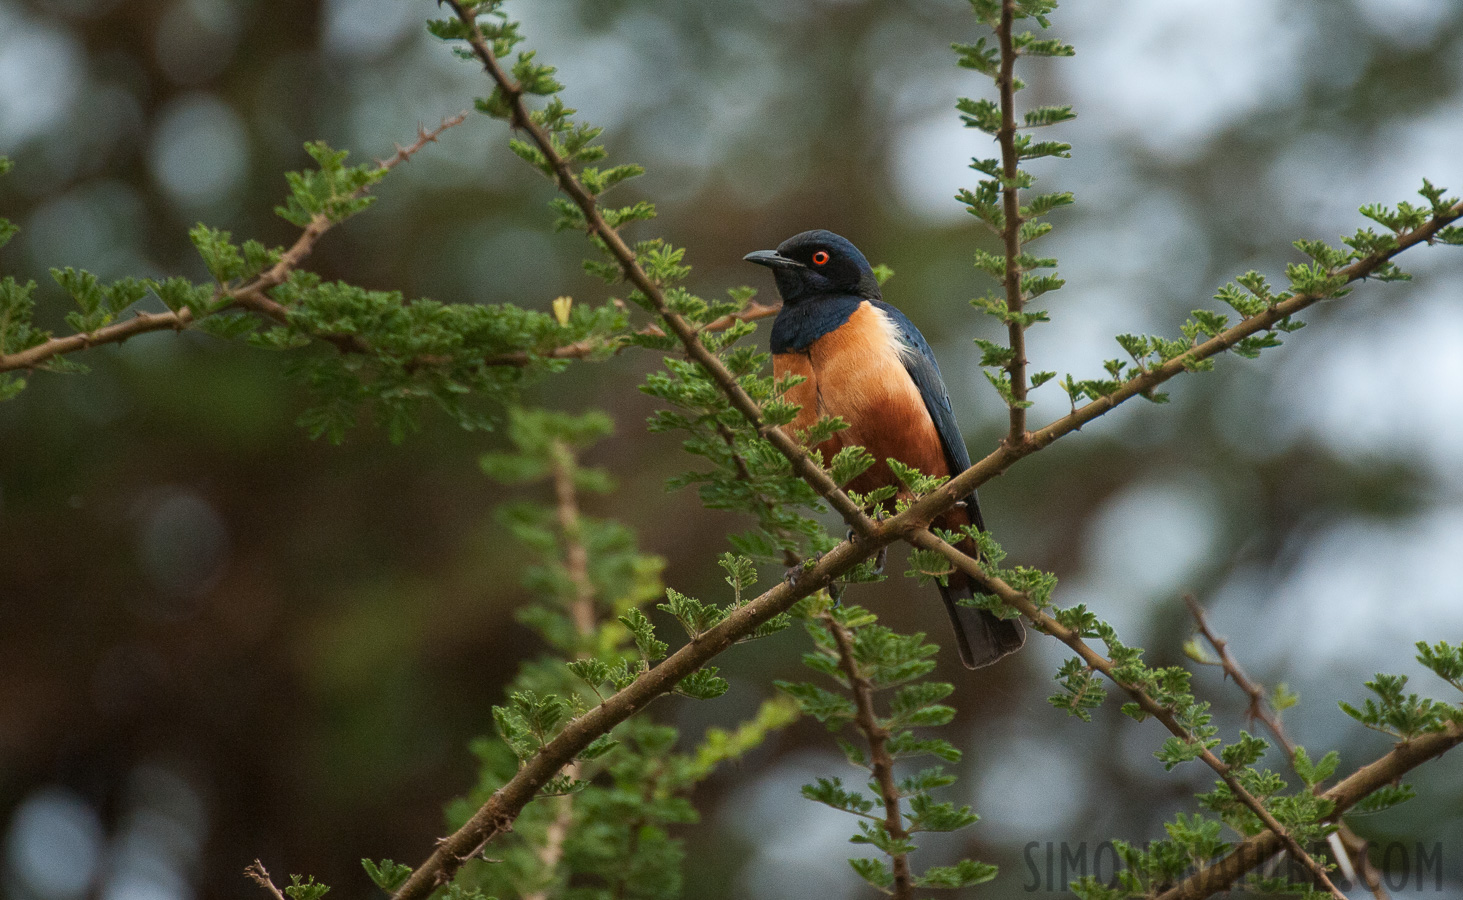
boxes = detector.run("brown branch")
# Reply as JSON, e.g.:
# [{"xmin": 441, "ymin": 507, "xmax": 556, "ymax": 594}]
[
  {"xmin": 440, "ymin": 0, "xmax": 871, "ymax": 533},
  {"xmin": 244, "ymin": 861, "xmax": 288, "ymax": 900},
  {"xmin": 0, "ymin": 112, "xmax": 470, "ymax": 374},
  {"xmin": 479, "ymin": 301, "xmax": 781, "ymax": 367},
  {"xmin": 550, "ymin": 440, "xmax": 596, "ymax": 638},
  {"xmin": 1158, "ymin": 720, "xmax": 1463, "ymax": 900},
  {"xmin": 823, "ymin": 610, "xmax": 914, "ymax": 900},
  {"xmin": 1186, "ymin": 596, "xmax": 1285, "ymax": 742},
  {"xmin": 0, "ymin": 308, "xmax": 201, "ymax": 371},
  {"xmin": 520, "ymin": 440, "xmax": 605, "ymax": 900},
  {"xmin": 1186, "ymin": 596, "xmax": 1392, "ymax": 900},
  {"xmin": 995, "ymin": 0, "xmax": 1030, "ymax": 446},
  {"xmin": 895, "ymin": 193, "xmax": 1463, "ymax": 541},
  {"xmin": 908, "ymin": 529, "xmax": 1347, "ymax": 900},
  {"xmin": 389, "ymin": 525, "xmax": 903, "ymax": 900}
]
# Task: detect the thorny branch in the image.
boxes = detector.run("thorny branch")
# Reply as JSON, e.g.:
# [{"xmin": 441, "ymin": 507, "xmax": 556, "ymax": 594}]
[
  {"xmin": 550, "ymin": 440, "xmax": 596, "ymax": 639},
  {"xmin": 911, "ymin": 529, "xmax": 1419, "ymax": 900},
  {"xmin": 244, "ymin": 861, "xmax": 288, "ymax": 900},
  {"xmin": 0, "ymin": 112, "xmax": 471, "ymax": 374},
  {"xmin": 894, "ymin": 192, "xmax": 1463, "ymax": 542},
  {"xmin": 1187, "ymin": 597, "xmax": 1392, "ymax": 900},
  {"xmin": 389, "ymin": 523, "xmax": 903, "ymax": 900},
  {"xmin": 995, "ymin": 0, "xmax": 1030, "ymax": 445},
  {"xmin": 480, "ymin": 302, "xmax": 781, "ymax": 367},
  {"xmin": 823, "ymin": 610, "xmax": 915, "ymax": 900},
  {"xmin": 520, "ymin": 442, "xmax": 600, "ymax": 900},
  {"xmin": 1159, "ymin": 720, "xmax": 1463, "ymax": 900},
  {"xmin": 438, "ymin": 0, "xmax": 872, "ymax": 531}
]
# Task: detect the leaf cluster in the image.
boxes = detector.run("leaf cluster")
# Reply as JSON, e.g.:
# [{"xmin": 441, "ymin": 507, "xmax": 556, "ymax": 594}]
[{"xmin": 775, "ymin": 599, "xmax": 996, "ymax": 893}]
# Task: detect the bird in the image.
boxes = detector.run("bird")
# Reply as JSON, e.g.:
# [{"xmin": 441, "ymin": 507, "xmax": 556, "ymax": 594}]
[{"xmin": 744, "ymin": 229, "xmax": 1025, "ymax": 669}]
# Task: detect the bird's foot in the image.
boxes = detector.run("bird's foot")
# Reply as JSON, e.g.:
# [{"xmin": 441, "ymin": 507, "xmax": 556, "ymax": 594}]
[
  {"xmin": 784, "ymin": 554, "xmax": 821, "ymax": 588},
  {"xmin": 845, "ymin": 528, "xmax": 887, "ymax": 575}
]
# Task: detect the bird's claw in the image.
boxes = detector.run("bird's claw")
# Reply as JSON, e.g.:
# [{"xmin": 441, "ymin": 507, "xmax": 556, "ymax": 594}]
[
  {"xmin": 784, "ymin": 554, "xmax": 822, "ymax": 588},
  {"xmin": 845, "ymin": 528, "xmax": 887, "ymax": 575}
]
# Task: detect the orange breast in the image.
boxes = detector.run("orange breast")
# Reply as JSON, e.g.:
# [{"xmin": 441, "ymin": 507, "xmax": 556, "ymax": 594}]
[{"xmin": 772, "ymin": 302, "xmax": 952, "ymax": 507}]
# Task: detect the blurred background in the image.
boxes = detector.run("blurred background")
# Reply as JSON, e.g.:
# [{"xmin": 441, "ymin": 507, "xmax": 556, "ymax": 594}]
[{"xmin": 3, "ymin": 0, "xmax": 1463, "ymax": 898}]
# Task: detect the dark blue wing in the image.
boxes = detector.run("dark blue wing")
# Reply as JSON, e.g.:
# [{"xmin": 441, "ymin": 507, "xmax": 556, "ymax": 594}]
[{"xmin": 872, "ymin": 300, "xmax": 985, "ymax": 531}]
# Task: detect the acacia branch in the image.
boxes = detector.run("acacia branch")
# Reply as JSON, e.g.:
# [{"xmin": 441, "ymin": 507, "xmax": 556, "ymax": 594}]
[
  {"xmin": 915, "ymin": 530, "xmax": 1463, "ymax": 900},
  {"xmin": 1159, "ymin": 720, "xmax": 1463, "ymax": 900},
  {"xmin": 823, "ymin": 610, "xmax": 914, "ymax": 900},
  {"xmin": 441, "ymin": 0, "xmax": 871, "ymax": 532},
  {"xmin": 1187, "ymin": 597, "xmax": 1392, "ymax": 900},
  {"xmin": 550, "ymin": 440, "xmax": 596, "ymax": 638},
  {"xmin": 479, "ymin": 301, "xmax": 780, "ymax": 367},
  {"xmin": 520, "ymin": 443, "xmax": 600, "ymax": 900},
  {"xmin": 244, "ymin": 861, "xmax": 288, "ymax": 900},
  {"xmin": 995, "ymin": 0, "xmax": 1030, "ymax": 444},
  {"xmin": 0, "ymin": 112, "xmax": 469, "ymax": 374},
  {"xmin": 896, "ymin": 194, "xmax": 1463, "ymax": 537},
  {"xmin": 909, "ymin": 529, "xmax": 1347, "ymax": 900},
  {"xmin": 389, "ymin": 525, "xmax": 904, "ymax": 900}
]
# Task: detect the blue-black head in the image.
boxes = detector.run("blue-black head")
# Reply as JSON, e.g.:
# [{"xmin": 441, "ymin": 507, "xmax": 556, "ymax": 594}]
[{"xmin": 743, "ymin": 230, "xmax": 881, "ymax": 304}]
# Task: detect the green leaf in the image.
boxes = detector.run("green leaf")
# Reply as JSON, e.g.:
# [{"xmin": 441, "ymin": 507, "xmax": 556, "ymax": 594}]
[
  {"xmin": 620, "ymin": 608, "xmax": 668, "ymax": 661},
  {"xmin": 1348, "ymin": 783, "xmax": 1416, "ymax": 816},
  {"xmin": 190, "ymin": 224, "xmax": 245, "ymax": 282},
  {"xmin": 916, "ymin": 859, "xmax": 999, "ymax": 889},
  {"xmin": 361, "ymin": 859, "xmax": 411, "ymax": 894},
  {"xmin": 676, "ymin": 667, "xmax": 730, "ymax": 700},
  {"xmin": 849, "ymin": 857, "xmax": 894, "ymax": 889},
  {"xmin": 284, "ymin": 876, "xmax": 330, "ymax": 900}
]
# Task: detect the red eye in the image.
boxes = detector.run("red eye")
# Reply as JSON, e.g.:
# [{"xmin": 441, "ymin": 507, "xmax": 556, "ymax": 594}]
[{"xmin": 812, "ymin": 250, "xmax": 830, "ymax": 266}]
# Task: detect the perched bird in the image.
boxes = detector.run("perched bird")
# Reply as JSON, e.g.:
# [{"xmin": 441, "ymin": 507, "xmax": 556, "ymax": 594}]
[{"xmin": 744, "ymin": 229, "xmax": 1025, "ymax": 669}]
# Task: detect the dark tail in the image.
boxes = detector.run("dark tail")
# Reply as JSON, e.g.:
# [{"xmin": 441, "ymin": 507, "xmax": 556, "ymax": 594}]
[{"xmin": 938, "ymin": 579, "xmax": 1026, "ymax": 669}]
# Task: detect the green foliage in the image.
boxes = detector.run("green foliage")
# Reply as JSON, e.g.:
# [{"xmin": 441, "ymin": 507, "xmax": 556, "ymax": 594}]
[
  {"xmin": 1338, "ymin": 672, "xmax": 1462, "ymax": 739},
  {"xmin": 274, "ymin": 141, "xmax": 385, "ymax": 227},
  {"xmin": 284, "ymin": 875, "xmax": 330, "ymax": 900},
  {"xmin": 361, "ymin": 859, "xmax": 412, "ymax": 894},
  {"xmin": 261, "ymin": 273, "xmax": 628, "ymax": 443},
  {"xmin": 1416, "ymin": 639, "xmax": 1463, "ymax": 692},
  {"xmin": 955, "ymin": 0, "xmax": 1072, "ymax": 414},
  {"xmin": 1060, "ymin": 179, "xmax": 1463, "ymax": 409},
  {"xmin": 0, "ymin": 158, "xmax": 17, "ymax": 250},
  {"xmin": 451, "ymin": 402, "xmax": 798, "ymax": 900},
  {"xmin": 778, "ymin": 601, "xmax": 994, "ymax": 894},
  {"xmin": 1050, "ymin": 657, "xmax": 1108, "ymax": 721},
  {"xmin": 1348, "ymin": 783, "xmax": 1416, "ymax": 816}
]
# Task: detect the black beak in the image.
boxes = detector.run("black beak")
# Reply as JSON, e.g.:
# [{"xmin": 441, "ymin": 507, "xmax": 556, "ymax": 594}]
[{"xmin": 743, "ymin": 249, "xmax": 804, "ymax": 270}]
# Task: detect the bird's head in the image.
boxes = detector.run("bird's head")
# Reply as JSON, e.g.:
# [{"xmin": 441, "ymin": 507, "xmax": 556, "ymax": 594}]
[{"xmin": 743, "ymin": 230, "xmax": 880, "ymax": 303}]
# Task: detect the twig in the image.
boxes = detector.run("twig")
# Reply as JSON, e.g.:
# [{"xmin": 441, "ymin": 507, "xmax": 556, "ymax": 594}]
[
  {"xmin": 823, "ymin": 610, "xmax": 914, "ymax": 900},
  {"xmin": 244, "ymin": 861, "xmax": 288, "ymax": 900},
  {"xmin": 550, "ymin": 440, "xmax": 596, "ymax": 638},
  {"xmin": 439, "ymin": 0, "xmax": 872, "ymax": 532},
  {"xmin": 1187, "ymin": 596, "xmax": 1392, "ymax": 900},
  {"xmin": 909, "ymin": 529, "xmax": 1348, "ymax": 900},
  {"xmin": 994, "ymin": 0, "xmax": 1030, "ymax": 446},
  {"xmin": 479, "ymin": 301, "xmax": 780, "ymax": 367},
  {"xmin": 0, "ymin": 112, "xmax": 470, "ymax": 374},
  {"xmin": 1186, "ymin": 596, "xmax": 1282, "ymax": 738},
  {"xmin": 893, "ymin": 191, "xmax": 1463, "ymax": 544},
  {"xmin": 519, "ymin": 440, "xmax": 604, "ymax": 900},
  {"xmin": 389, "ymin": 522, "xmax": 904, "ymax": 900},
  {"xmin": 1158, "ymin": 720, "xmax": 1463, "ymax": 900}
]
